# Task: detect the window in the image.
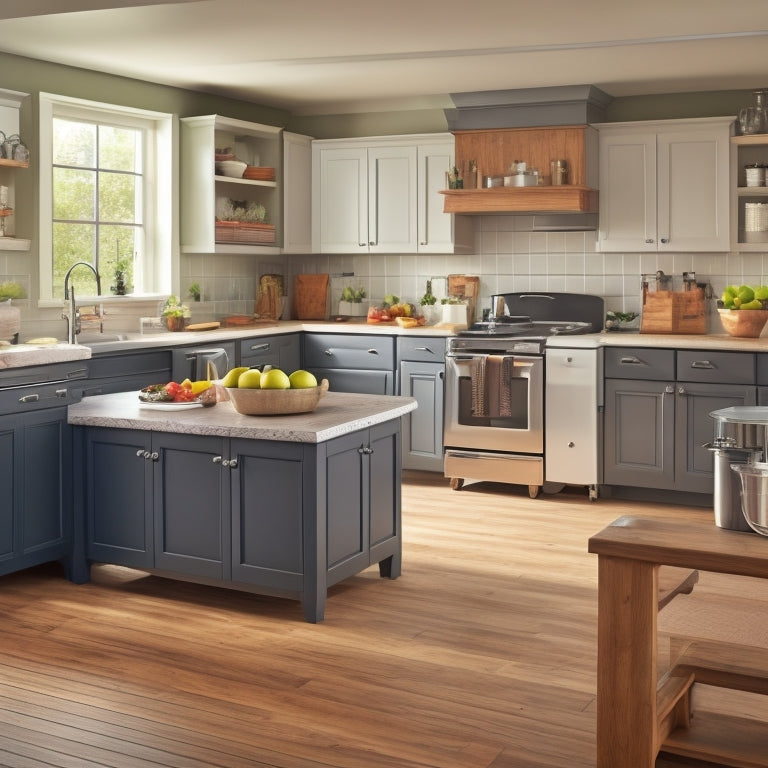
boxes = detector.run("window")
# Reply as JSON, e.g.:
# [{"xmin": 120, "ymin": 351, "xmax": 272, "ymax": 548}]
[{"xmin": 39, "ymin": 93, "xmax": 175, "ymax": 303}]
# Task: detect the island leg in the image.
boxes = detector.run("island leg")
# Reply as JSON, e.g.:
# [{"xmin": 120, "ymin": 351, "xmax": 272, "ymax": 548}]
[{"xmin": 596, "ymin": 555, "xmax": 659, "ymax": 768}]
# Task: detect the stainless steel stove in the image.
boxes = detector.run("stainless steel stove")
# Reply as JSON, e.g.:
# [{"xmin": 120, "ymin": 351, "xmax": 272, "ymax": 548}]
[{"xmin": 443, "ymin": 292, "xmax": 604, "ymax": 497}]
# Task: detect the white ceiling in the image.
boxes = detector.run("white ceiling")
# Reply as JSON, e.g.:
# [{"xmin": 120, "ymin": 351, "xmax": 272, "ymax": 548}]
[{"xmin": 1, "ymin": 0, "xmax": 767, "ymax": 115}]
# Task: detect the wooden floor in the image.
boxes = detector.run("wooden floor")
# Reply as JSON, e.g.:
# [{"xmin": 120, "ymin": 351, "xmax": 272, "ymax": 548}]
[{"xmin": 0, "ymin": 472, "xmax": 752, "ymax": 768}]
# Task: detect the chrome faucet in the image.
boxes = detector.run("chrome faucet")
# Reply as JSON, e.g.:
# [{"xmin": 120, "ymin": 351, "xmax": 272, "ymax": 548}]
[{"xmin": 62, "ymin": 261, "xmax": 102, "ymax": 344}]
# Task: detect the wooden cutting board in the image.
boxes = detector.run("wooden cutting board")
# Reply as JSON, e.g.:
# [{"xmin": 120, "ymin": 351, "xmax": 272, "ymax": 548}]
[
  {"xmin": 448, "ymin": 274, "xmax": 479, "ymax": 324},
  {"xmin": 294, "ymin": 274, "xmax": 329, "ymax": 320},
  {"xmin": 186, "ymin": 322, "xmax": 221, "ymax": 332}
]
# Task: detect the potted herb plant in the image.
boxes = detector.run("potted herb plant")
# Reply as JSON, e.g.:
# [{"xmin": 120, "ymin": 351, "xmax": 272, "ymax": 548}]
[
  {"xmin": 339, "ymin": 285, "xmax": 367, "ymax": 316},
  {"xmin": 162, "ymin": 295, "xmax": 190, "ymax": 332}
]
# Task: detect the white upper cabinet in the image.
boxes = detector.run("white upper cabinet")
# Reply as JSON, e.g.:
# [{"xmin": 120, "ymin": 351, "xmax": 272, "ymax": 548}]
[
  {"xmin": 282, "ymin": 132, "xmax": 312, "ymax": 254},
  {"xmin": 180, "ymin": 115, "xmax": 282, "ymax": 254},
  {"xmin": 312, "ymin": 134, "xmax": 473, "ymax": 254},
  {"xmin": 597, "ymin": 118, "xmax": 733, "ymax": 252}
]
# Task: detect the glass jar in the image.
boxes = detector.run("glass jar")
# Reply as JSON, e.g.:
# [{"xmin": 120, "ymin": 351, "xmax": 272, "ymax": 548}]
[{"xmin": 738, "ymin": 89, "xmax": 768, "ymax": 135}]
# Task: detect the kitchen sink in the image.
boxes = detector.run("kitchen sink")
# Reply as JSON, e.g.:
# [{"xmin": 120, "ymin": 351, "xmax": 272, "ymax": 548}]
[{"xmin": 76, "ymin": 333, "xmax": 130, "ymax": 345}]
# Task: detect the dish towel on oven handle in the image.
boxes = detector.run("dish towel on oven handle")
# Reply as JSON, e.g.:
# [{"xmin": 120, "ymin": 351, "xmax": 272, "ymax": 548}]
[
  {"xmin": 470, "ymin": 356, "xmax": 486, "ymax": 416},
  {"xmin": 485, "ymin": 355, "xmax": 516, "ymax": 418}
]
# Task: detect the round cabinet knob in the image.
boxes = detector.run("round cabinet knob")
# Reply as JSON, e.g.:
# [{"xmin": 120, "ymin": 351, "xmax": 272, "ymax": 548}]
[
  {"xmin": 660, "ymin": 238, "xmax": 669, "ymax": 244},
  {"xmin": 645, "ymin": 238, "xmax": 655, "ymax": 244},
  {"xmin": 568, "ymin": 441, "xmax": 575, "ymax": 448}
]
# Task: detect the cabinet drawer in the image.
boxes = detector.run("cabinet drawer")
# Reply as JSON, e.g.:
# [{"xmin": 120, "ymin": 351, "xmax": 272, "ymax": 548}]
[
  {"xmin": 677, "ymin": 350, "xmax": 755, "ymax": 385},
  {"xmin": 398, "ymin": 336, "xmax": 446, "ymax": 363},
  {"xmin": 303, "ymin": 334, "xmax": 395, "ymax": 370},
  {"xmin": 604, "ymin": 348, "xmax": 675, "ymax": 380},
  {"xmin": 239, "ymin": 334, "xmax": 300, "ymax": 370}
]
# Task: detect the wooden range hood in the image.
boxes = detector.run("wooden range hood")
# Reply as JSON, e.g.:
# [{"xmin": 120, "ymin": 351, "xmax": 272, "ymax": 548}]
[{"xmin": 441, "ymin": 125, "xmax": 599, "ymax": 215}]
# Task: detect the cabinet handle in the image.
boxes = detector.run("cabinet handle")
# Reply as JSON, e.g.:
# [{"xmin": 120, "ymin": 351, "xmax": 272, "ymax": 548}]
[
  {"xmin": 358, "ymin": 242, "xmax": 367, "ymax": 247},
  {"xmin": 228, "ymin": 458, "xmax": 238, "ymax": 469},
  {"xmin": 690, "ymin": 360, "xmax": 714, "ymax": 369},
  {"xmin": 18, "ymin": 393, "xmax": 39, "ymax": 403},
  {"xmin": 366, "ymin": 348, "xmax": 379, "ymax": 355},
  {"xmin": 150, "ymin": 452, "xmax": 159, "ymax": 461},
  {"xmin": 358, "ymin": 444, "xmax": 366, "ymax": 455},
  {"xmin": 414, "ymin": 347, "xmax": 435, "ymax": 354},
  {"xmin": 249, "ymin": 342, "xmax": 270, "ymax": 352},
  {"xmin": 55, "ymin": 388, "xmax": 68, "ymax": 398},
  {"xmin": 369, "ymin": 241, "xmax": 376, "ymax": 246},
  {"xmin": 619, "ymin": 356, "xmax": 644, "ymax": 365},
  {"xmin": 323, "ymin": 348, "xmax": 334, "ymax": 356},
  {"xmin": 678, "ymin": 386, "xmax": 686, "ymax": 395},
  {"xmin": 660, "ymin": 238, "xmax": 669, "ymax": 244},
  {"xmin": 568, "ymin": 441, "xmax": 575, "ymax": 448},
  {"xmin": 645, "ymin": 238, "xmax": 654, "ymax": 244},
  {"xmin": 419, "ymin": 241, "xmax": 427, "ymax": 246},
  {"xmin": 357, "ymin": 445, "xmax": 373, "ymax": 455},
  {"xmin": 136, "ymin": 449, "xmax": 145, "ymax": 458},
  {"xmin": 212, "ymin": 456, "xmax": 223, "ymax": 464}
]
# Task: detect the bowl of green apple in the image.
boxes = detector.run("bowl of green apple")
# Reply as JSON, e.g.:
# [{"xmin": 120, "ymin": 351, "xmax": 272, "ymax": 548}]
[
  {"xmin": 718, "ymin": 284, "xmax": 768, "ymax": 337},
  {"xmin": 222, "ymin": 365, "xmax": 329, "ymax": 415}
]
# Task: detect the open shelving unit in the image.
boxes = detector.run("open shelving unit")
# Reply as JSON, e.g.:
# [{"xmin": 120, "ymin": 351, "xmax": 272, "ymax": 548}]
[{"xmin": 731, "ymin": 134, "xmax": 768, "ymax": 251}]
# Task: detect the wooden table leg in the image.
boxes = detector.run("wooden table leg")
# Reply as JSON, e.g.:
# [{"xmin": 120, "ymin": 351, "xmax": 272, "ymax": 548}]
[{"xmin": 596, "ymin": 555, "xmax": 659, "ymax": 768}]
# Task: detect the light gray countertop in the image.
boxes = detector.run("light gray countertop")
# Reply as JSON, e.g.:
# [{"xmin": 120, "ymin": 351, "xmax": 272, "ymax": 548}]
[
  {"xmin": 0, "ymin": 341, "xmax": 91, "ymax": 369},
  {"xmin": 68, "ymin": 389, "xmax": 418, "ymax": 443}
]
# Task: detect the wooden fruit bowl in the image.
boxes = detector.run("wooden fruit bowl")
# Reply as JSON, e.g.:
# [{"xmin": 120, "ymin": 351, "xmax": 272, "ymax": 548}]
[
  {"xmin": 718, "ymin": 308, "xmax": 768, "ymax": 338},
  {"xmin": 225, "ymin": 379, "xmax": 329, "ymax": 416}
]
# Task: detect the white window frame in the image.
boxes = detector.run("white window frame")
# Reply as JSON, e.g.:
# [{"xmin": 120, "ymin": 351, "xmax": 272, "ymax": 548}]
[{"xmin": 38, "ymin": 92, "xmax": 177, "ymax": 306}]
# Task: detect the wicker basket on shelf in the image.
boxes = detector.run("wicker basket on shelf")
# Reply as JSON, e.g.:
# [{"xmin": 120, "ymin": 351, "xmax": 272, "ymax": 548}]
[{"xmin": 215, "ymin": 221, "xmax": 276, "ymax": 245}]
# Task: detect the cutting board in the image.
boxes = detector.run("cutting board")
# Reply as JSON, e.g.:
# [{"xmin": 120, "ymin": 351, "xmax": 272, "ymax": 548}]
[
  {"xmin": 448, "ymin": 274, "xmax": 479, "ymax": 323},
  {"xmin": 186, "ymin": 322, "xmax": 220, "ymax": 332},
  {"xmin": 294, "ymin": 274, "xmax": 329, "ymax": 320}
]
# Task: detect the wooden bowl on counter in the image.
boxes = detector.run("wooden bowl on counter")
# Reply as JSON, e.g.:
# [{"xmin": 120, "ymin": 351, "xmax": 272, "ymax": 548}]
[
  {"xmin": 718, "ymin": 308, "xmax": 768, "ymax": 338},
  {"xmin": 225, "ymin": 379, "xmax": 329, "ymax": 416}
]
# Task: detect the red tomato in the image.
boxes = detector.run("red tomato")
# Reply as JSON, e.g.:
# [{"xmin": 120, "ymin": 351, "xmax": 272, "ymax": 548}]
[
  {"xmin": 173, "ymin": 388, "xmax": 197, "ymax": 402},
  {"xmin": 164, "ymin": 381, "xmax": 182, "ymax": 398}
]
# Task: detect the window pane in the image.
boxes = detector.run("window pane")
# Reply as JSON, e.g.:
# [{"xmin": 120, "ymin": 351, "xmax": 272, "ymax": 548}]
[
  {"xmin": 99, "ymin": 225, "xmax": 136, "ymax": 292},
  {"xmin": 98, "ymin": 125, "xmax": 141, "ymax": 172},
  {"xmin": 99, "ymin": 171, "xmax": 136, "ymax": 223},
  {"xmin": 53, "ymin": 168, "xmax": 96, "ymax": 220},
  {"xmin": 52, "ymin": 223, "xmax": 96, "ymax": 299},
  {"xmin": 53, "ymin": 118, "xmax": 96, "ymax": 166}
]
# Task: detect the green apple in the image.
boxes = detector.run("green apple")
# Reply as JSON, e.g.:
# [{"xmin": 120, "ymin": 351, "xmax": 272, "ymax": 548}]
[
  {"xmin": 260, "ymin": 368, "xmax": 290, "ymax": 390},
  {"xmin": 755, "ymin": 286, "xmax": 768, "ymax": 302},
  {"xmin": 237, "ymin": 369, "xmax": 262, "ymax": 389},
  {"xmin": 288, "ymin": 369, "xmax": 318, "ymax": 389},
  {"xmin": 221, "ymin": 366, "xmax": 249, "ymax": 388}
]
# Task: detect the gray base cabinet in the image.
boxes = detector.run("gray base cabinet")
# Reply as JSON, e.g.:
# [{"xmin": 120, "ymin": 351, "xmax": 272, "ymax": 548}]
[
  {"xmin": 0, "ymin": 407, "xmax": 72, "ymax": 576},
  {"xmin": 76, "ymin": 419, "xmax": 402, "ymax": 621},
  {"xmin": 80, "ymin": 350, "xmax": 172, "ymax": 398},
  {"xmin": 604, "ymin": 347, "xmax": 756, "ymax": 494},
  {"xmin": 303, "ymin": 333, "xmax": 396, "ymax": 395},
  {"xmin": 400, "ymin": 360, "xmax": 444, "ymax": 471},
  {"xmin": 238, "ymin": 333, "xmax": 300, "ymax": 372},
  {"xmin": 398, "ymin": 336, "xmax": 445, "ymax": 472}
]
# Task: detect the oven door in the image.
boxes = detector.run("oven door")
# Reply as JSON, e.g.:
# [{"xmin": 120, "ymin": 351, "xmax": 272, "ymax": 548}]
[{"xmin": 444, "ymin": 352, "xmax": 544, "ymax": 454}]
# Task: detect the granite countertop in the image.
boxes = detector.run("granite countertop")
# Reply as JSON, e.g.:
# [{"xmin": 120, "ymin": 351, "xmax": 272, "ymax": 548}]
[
  {"xmin": 67, "ymin": 389, "xmax": 418, "ymax": 443},
  {"xmin": 0, "ymin": 341, "xmax": 91, "ymax": 369}
]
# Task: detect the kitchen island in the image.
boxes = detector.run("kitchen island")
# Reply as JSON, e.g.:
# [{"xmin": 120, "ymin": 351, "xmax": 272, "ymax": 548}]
[{"xmin": 68, "ymin": 390, "xmax": 417, "ymax": 622}]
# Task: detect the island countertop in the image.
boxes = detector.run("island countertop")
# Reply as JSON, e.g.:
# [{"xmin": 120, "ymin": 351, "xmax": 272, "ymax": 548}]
[{"xmin": 67, "ymin": 389, "xmax": 418, "ymax": 443}]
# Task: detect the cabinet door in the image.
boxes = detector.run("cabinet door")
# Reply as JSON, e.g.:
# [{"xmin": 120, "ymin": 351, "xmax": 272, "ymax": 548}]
[
  {"xmin": 230, "ymin": 439, "xmax": 304, "ymax": 591},
  {"xmin": 324, "ymin": 430, "xmax": 370, "ymax": 583},
  {"xmin": 0, "ymin": 422, "xmax": 15, "ymax": 563},
  {"xmin": 603, "ymin": 379, "xmax": 674, "ymax": 489},
  {"xmin": 282, "ymin": 132, "xmax": 312, "ymax": 254},
  {"xmin": 598, "ymin": 131, "xmax": 657, "ymax": 252},
  {"xmin": 658, "ymin": 127, "xmax": 730, "ymax": 252},
  {"xmin": 86, "ymin": 428, "xmax": 153, "ymax": 568},
  {"xmin": 368, "ymin": 144, "xmax": 417, "ymax": 253},
  {"xmin": 153, "ymin": 432, "xmax": 229, "ymax": 580},
  {"xmin": 368, "ymin": 420, "xmax": 401, "ymax": 575},
  {"xmin": 400, "ymin": 360, "xmax": 444, "ymax": 471},
  {"xmin": 418, "ymin": 142, "xmax": 452, "ymax": 252},
  {"xmin": 675, "ymin": 382, "xmax": 756, "ymax": 494},
  {"xmin": 315, "ymin": 146, "xmax": 368, "ymax": 253},
  {"xmin": 21, "ymin": 407, "xmax": 70, "ymax": 556}
]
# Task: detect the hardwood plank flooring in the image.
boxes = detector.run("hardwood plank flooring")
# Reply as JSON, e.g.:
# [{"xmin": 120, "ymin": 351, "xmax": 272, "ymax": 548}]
[{"xmin": 0, "ymin": 472, "xmax": 750, "ymax": 767}]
